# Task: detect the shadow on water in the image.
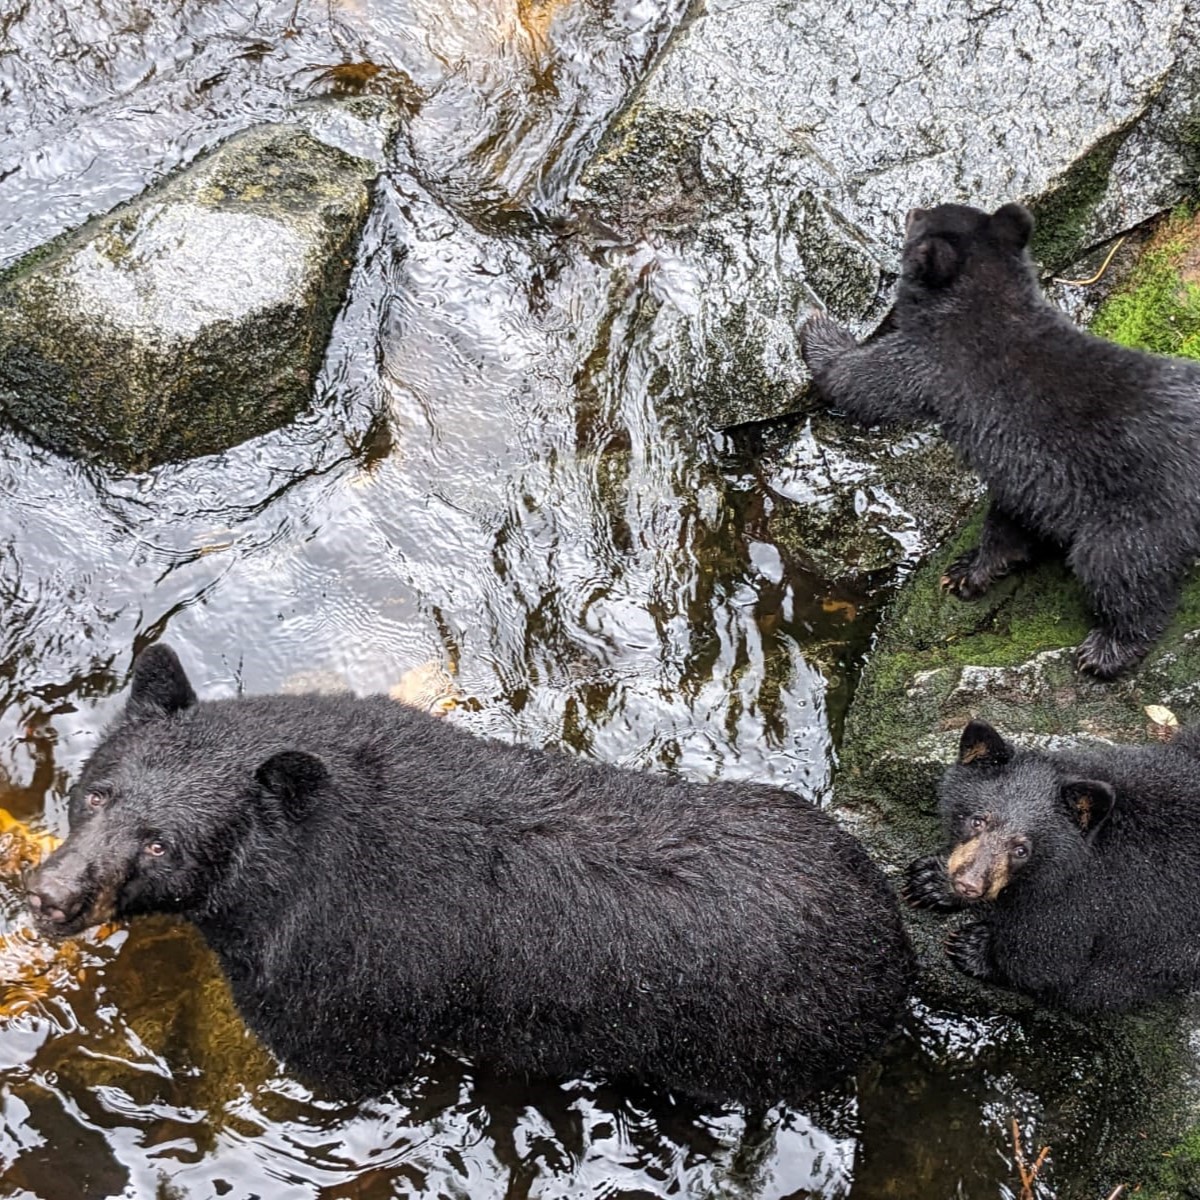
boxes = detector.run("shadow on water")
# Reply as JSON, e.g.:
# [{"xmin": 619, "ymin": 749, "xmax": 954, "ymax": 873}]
[{"xmin": 0, "ymin": 2, "xmax": 1108, "ymax": 1198}]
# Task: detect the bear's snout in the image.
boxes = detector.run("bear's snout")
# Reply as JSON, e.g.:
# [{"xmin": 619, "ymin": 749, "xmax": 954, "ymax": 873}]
[
  {"xmin": 26, "ymin": 843, "xmax": 113, "ymax": 937},
  {"xmin": 946, "ymin": 834, "xmax": 1011, "ymax": 903},
  {"xmin": 951, "ymin": 876, "xmax": 984, "ymax": 901},
  {"xmin": 27, "ymin": 870, "xmax": 89, "ymax": 930}
]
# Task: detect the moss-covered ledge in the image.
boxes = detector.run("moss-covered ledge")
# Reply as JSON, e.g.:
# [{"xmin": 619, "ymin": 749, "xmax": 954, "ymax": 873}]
[{"xmin": 832, "ymin": 208, "xmax": 1200, "ymax": 1199}]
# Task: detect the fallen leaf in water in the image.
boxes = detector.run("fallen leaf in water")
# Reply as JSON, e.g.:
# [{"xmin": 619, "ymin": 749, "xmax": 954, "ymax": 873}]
[
  {"xmin": 0, "ymin": 809, "xmax": 60, "ymax": 876},
  {"xmin": 821, "ymin": 598, "xmax": 858, "ymax": 621},
  {"xmin": 390, "ymin": 661, "xmax": 461, "ymax": 716}
]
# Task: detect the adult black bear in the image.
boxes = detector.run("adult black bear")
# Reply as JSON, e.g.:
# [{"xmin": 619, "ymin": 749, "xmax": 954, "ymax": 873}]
[
  {"xmin": 800, "ymin": 202, "xmax": 1200, "ymax": 679},
  {"xmin": 904, "ymin": 718, "xmax": 1200, "ymax": 1013},
  {"xmin": 28, "ymin": 644, "xmax": 914, "ymax": 1103}
]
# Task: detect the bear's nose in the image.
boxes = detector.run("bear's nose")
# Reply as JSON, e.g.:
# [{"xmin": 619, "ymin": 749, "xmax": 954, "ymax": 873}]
[
  {"xmin": 27, "ymin": 877, "xmax": 84, "ymax": 926},
  {"xmin": 952, "ymin": 877, "xmax": 983, "ymax": 901}
]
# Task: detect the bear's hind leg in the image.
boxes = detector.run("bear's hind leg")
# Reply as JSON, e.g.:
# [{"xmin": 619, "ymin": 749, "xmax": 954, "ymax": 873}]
[
  {"xmin": 942, "ymin": 504, "xmax": 1042, "ymax": 600},
  {"xmin": 1070, "ymin": 528, "xmax": 1183, "ymax": 679}
]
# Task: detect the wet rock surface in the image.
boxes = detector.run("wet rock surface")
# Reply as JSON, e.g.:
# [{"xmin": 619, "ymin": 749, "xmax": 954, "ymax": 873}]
[
  {"xmin": 832, "ymin": 505, "xmax": 1200, "ymax": 1196},
  {"xmin": 0, "ymin": 107, "xmax": 389, "ymax": 472},
  {"xmin": 577, "ymin": 0, "xmax": 1198, "ymax": 427},
  {"xmin": 757, "ymin": 417, "xmax": 980, "ymax": 583}
]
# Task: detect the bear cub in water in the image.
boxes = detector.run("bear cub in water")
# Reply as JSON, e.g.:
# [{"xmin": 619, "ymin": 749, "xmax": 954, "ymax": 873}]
[
  {"xmin": 800, "ymin": 202, "xmax": 1200, "ymax": 679},
  {"xmin": 905, "ymin": 718, "xmax": 1200, "ymax": 1014},
  {"xmin": 28, "ymin": 644, "xmax": 914, "ymax": 1103}
]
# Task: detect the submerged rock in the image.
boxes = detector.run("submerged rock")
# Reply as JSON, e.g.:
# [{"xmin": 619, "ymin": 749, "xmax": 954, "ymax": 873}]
[
  {"xmin": 758, "ymin": 416, "xmax": 980, "ymax": 582},
  {"xmin": 0, "ymin": 105, "xmax": 390, "ymax": 472},
  {"xmin": 577, "ymin": 0, "xmax": 1198, "ymax": 427}
]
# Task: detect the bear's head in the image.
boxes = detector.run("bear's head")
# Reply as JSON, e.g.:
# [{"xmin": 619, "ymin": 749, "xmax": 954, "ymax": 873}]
[
  {"xmin": 936, "ymin": 720, "xmax": 1114, "ymax": 904},
  {"xmin": 900, "ymin": 202, "xmax": 1035, "ymax": 292},
  {"xmin": 27, "ymin": 644, "xmax": 329, "ymax": 938}
]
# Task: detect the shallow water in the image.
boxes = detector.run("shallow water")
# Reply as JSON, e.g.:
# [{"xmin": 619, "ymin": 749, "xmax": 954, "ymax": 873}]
[{"xmin": 0, "ymin": 2, "xmax": 1108, "ymax": 1197}]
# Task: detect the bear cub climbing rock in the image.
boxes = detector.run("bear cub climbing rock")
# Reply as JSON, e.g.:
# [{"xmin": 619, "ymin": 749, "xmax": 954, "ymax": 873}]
[
  {"xmin": 28, "ymin": 644, "xmax": 914, "ymax": 1103},
  {"xmin": 800, "ymin": 201, "xmax": 1200, "ymax": 679},
  {"xmin": 905, "ymin": 718, "xmax": 1200, "ymax": 1014}
]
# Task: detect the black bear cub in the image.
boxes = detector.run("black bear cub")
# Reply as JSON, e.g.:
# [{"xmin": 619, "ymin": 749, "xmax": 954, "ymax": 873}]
[
  {"xmin": 800, "ymin": 202, "xmax": 1200, "ymax": 679},
  {"xmin": 905, "ymin": 718, "xmax": 1200, "ymax": 1014},
  {"xmin": 28, "ymin": 644, "xmax": 914, "ymax": 1103}
]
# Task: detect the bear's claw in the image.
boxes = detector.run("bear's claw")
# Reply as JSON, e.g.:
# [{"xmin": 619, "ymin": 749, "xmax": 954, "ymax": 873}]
[
  {"xmin": 945, "ymin": 921, "xmax": 996, "ymax": 981},
  {"xmin": 941, "ymin": 548, "xmax": 996, "ymax": 601},
  {"xmin": 902, "ymin": 855, "xmax": 960, "ymax": 911},
  {"xmin": 1076, "ymin": 629, "xmax": 1148, "ymax": 681}
]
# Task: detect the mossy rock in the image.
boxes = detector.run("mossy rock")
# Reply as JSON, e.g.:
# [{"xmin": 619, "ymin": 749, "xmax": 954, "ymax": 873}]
[
  {"xmin": 1092, "ymin": 206, "xmax": 1200, "ymax": 359},
  {"xmin": 0, "ymin": 110, "xmax": 385, "ymax": 472},
  {"xmin": 833, "ymin": 214, "xmax": 1200, "ymax": 1196}
]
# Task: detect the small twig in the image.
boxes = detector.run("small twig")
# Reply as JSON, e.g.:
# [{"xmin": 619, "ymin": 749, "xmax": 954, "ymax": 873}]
[
  {"xmin": 1104, "ymin": 1186, "xmax": 1126, "ymax": 1200},
  {"xmin": 1052, "ymin": 235, "xmax": 1127, "ymax": 286},
  {"xmin": 1011, "ymin": 1117, "xmax": 1051, "ymax": 1199}
]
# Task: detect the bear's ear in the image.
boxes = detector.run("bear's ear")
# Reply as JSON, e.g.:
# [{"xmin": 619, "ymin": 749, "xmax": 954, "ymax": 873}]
[
  {"xmin": 958, "ymin": 720, "xmax": 1012, "ymax": 767},
  {"xmin": 1060, "ymin": 779, "xmax": 1116, "ymax": 838},
  {"xmin": 255, "ymin": 750, "xmax": 328, "ymax": 823},
  {"xmin": 127, "ymin": 644, "xmax": 198, "ymax": 723},
  {"xmin": 908, "ymin": 235, "xmax": 961, "ymax": 287},
  {"xmin": 990, "ymin": 203, "xmax": 1034, "ymax": 251}
]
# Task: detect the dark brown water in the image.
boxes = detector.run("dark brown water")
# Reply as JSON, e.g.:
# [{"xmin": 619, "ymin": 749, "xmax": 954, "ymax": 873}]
[{"xmin": 0, "ymin": 3, "xmax": 1100, "ymax": 1197}]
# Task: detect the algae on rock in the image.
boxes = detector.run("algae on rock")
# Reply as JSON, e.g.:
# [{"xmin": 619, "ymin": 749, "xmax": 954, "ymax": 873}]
[{"xmin": 0, "ymin": 114, "xmax": 385, "ymax": 472}]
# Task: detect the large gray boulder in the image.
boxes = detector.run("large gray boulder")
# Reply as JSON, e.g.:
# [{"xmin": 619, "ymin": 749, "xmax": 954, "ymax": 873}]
[
  {"xmin": 0, "ymin": 106, "xmax": 389, "ymax": 472},
  {"xmin": 576, "ymin": 0, "xmax": 1199, "ymax": 427}
]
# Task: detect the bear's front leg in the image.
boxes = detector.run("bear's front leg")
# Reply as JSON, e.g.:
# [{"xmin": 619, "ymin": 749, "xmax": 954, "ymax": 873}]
[
  {"xmin": 945, "ymin": 921, "xmax": 1000, "ymax": 983},
  {"xmin": 942, "ymin": 504, "xmax": 1042, "ymax": 601},
  {"xmin": 799, "ymin": 314, "xmax": 931, "ymax": 428},
  {"xmin": 799, "ymin": 312, "xmax": 858, "ymax": 374},
  {"xmin": 902, "ymin": 855, "xmax": 963, "ymax": 912}
]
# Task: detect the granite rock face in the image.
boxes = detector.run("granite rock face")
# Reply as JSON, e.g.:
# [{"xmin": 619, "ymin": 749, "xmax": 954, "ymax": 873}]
[
  {"xmin": 0, "ymin": 109, "xmax": 388, "ymax": 471},
  {"xmin": 577, "ymin": 0, "xmax": 1198, "ymax": 427}
]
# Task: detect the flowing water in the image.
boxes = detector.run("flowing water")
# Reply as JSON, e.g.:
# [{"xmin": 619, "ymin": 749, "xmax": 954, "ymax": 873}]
[{"xmin": 0, "ymin": 2, "xmax": 1117, "ymax": 1197}]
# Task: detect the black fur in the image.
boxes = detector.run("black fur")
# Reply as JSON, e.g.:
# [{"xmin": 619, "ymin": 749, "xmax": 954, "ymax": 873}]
[
  {"xmin": 905, "ymin": 719, "xmax": 1200, "ymax": 1013},
  {"xmin": 28, "ymin": 644, "xmax": 915, "ymax": 1103},
  {"xmin": 800, "ymin": 202, "xmax": 1200, "ymax": 679}
]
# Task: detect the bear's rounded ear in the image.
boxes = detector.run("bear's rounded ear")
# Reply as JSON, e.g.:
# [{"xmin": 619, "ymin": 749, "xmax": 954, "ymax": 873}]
[
  {"xmin": 127, "ymin": 644, "xmax": 198, "ymax": 723},
  {"xmin": 1060, "ymin": 779, "xmax": 1116, "ymax": 839},
  {"xmin": 908, "ymin": 235, "xmax": 961, "ymax": 287},
  {"xmin": 255, "ymin": 751, "xmax": 328, "ymax": 823},
  {"xmin": 990, "ymin": 203, "xmax": 1034, "ymax": 251},
  {"xmin": 958, "ymin": 720, "xmax": 1012, "ymax": 767}
]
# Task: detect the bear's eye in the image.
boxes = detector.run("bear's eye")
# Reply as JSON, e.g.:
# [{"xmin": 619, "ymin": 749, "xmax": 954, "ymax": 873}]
[
  {"xmin": 85, "ymin": 790, "xmax": 107, "ymax": 811},
  {"xmin": 1011, "ymin": 841, "xmax": 1030, "ymax": 860},
  {"xmin": 144, "ymin": 839, "xmax": 166, "ymax": 857},
  {"xmin": 970, "ymin": 815, "xmax": 986, "ymax": 832}
]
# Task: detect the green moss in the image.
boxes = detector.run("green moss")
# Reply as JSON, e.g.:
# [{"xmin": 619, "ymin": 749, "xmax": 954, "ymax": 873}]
[
  {"xmin": 1144, "ymin": 1122, "xmax": 1200, "ymax": 1197},
  {"xmin": 1092, "ymin": 208, "xmax": 1200, "ymax": 359},
  {"xmin": 1029, "ymin": 129, "xmax": 1129, "ymax": 270}
]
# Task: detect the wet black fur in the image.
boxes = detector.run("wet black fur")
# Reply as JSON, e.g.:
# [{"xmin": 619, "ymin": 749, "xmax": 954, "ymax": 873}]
[
  {"xmin": 29, "ymin": 645, "xmax": 915, "ymax": 1103},
  {"xmin": 800, "ymin": 202, "xmax": 1200, "ymax": 679},
  {"xmin": 905, "ymin": 719, "xmax": 1200, "ymax": 1014}
]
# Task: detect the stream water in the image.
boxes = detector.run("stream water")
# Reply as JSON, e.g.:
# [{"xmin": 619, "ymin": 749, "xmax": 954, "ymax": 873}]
[{"xmin": 0, "ymin": 2, "xmax": 1117, "ymax": 1197}]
